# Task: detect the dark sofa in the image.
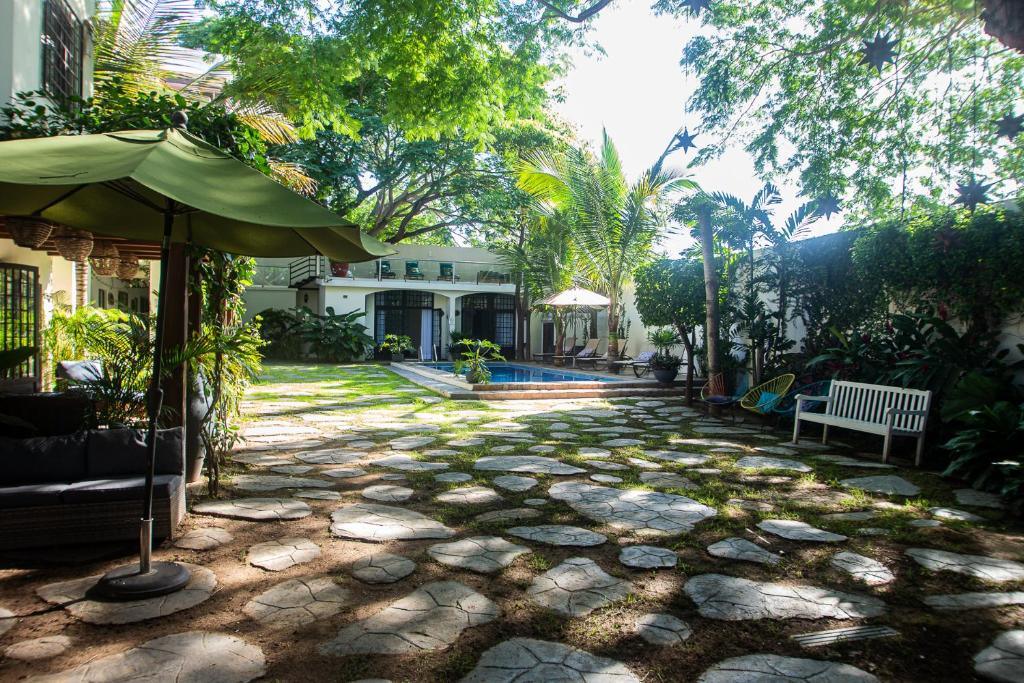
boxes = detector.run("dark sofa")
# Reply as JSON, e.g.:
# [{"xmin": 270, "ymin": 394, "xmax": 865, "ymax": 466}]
[{"xmin": 0, "ymin": 428, "xmax": 186, "ymax": 550}]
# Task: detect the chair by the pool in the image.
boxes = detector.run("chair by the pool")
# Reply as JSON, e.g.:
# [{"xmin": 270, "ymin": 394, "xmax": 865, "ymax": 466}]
[
  {"xmin": 377, "ymin": 260, "xmax": 396, "ymax": 279},
  {"xmin": 405, "ymin": 261, "xmax": 425, "ymax": 280},
  {"xmin": 533, "ymin": 336, "xmax": 575, "ymax": 364},
  {"xmin": 771, "ymin": 379, "xmax": 832, "ymax": 421},
  {"xmin": 438, "ymin": 263, "xmax": 459, "ymax": 281},
  {"xmin": 739, "ymin": 374, "xmax": 796, "ymax": 416},
  {"xmin": 573, "ymin": 339, "xmax": 616, "ymax": 369},
  {"xmin": 559, "ymin": 338, "xmax": 597, "ymax": 365},
  {"xmin": 611, "ymin": 350, "xmax": 656, "ymax": 377}
]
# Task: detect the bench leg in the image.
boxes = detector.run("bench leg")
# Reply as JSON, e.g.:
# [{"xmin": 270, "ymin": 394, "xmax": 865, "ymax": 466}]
[
  {"xmin": 914, "ymin": 435, "xmax": 925, "ymax": 467},
  {"xmin": 882, "ymin": 432, "xmax": 892, "ymax": 464},
  {"xmin": 821, "ymin": 424, "xmax": 829, "ymax": 445},
  {"xmin": 790, "ymin": 416, "xmax": 801, "ymax": 444}
]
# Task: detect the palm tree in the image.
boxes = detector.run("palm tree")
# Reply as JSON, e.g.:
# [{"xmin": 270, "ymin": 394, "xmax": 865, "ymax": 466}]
[{"xmin": 518, "ymin": 131, "xmax": 693, "ymax": 360}]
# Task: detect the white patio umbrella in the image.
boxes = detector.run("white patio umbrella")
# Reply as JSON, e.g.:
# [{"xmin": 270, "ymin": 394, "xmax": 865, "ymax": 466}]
[{"xmin": 537, "ymin": 287, "xmax": 610, "ymax": 307}]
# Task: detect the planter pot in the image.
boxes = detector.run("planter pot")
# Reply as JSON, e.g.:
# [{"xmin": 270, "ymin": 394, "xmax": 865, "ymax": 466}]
[
  {"xmin": 465, "ymin": 371, "xmax": 485, "ymax": 384},
  {"xmin": 185, "ymin": 377, "xmax": 211, "ymax": 484},
  {"xmin": 330, "ymin": 260, "xmax": 350, "ymax": 277},
  {"xmin": 391, "ymin": 353, "xmax": 404, "ymax": 363},
  {"xmin": 652, "ymin": 367, "xmax": 679, "ymax": 385}
]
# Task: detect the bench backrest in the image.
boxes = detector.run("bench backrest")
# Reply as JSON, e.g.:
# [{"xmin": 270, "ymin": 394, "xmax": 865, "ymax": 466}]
[{"xmin": 827, "ymin": 380, "xmax": 932, "ymax": 432}]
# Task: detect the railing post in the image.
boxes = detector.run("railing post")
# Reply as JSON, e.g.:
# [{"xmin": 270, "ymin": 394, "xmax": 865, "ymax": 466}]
[{"xmin": 377, "ymin": 258, "xmax": 382, "ymax": 282}]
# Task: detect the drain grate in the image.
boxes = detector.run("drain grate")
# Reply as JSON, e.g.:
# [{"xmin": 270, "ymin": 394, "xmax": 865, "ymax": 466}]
[{"xmin": 791, "ymin": 625, "xmax": 899, "ymax": 648}]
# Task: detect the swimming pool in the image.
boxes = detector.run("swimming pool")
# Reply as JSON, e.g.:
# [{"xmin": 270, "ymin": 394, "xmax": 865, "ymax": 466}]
[{"xmin": 422, "ymin": 362, "xmax": 622, "ymax": 383}]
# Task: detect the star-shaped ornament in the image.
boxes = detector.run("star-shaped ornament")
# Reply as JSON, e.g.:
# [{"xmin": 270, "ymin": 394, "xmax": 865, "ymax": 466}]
[
  {"xmin": 859, "ymin": 32, "xmax": 898, "ymax": 74},
  {"xmin": 994, "ymin": 112, "xmax": 1024, "ymax": 141},
  {"xmin": 813, "ymin": 194, "xmax": 842, "ymax": 219},
  {"xmin": 674, "ymin": 128, "xmax": 698, "ymax": 154},
  {"xmin": 953, "ymin": 177, "xmax": 995, "ymax": 211},
  {"xmin": 681, "ymin": 0, "xmax": 712, "ymax": 16}
]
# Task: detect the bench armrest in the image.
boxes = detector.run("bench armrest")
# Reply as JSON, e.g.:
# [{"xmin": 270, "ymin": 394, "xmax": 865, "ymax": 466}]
[{"xmin": 795, "ymin": 394, "xmax": 831, "ymax": 403}]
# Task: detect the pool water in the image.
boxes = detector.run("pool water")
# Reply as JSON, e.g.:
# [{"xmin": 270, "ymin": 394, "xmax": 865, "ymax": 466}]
[{"xmin": 423, "ymin": 362, "xmax": 622, "ymax": 383}]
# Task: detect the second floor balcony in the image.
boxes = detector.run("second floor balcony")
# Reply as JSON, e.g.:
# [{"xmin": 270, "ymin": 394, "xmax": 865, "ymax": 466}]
[{"xmin": 283, "ymin": 255, "xmax": 514, "ymax": 290}]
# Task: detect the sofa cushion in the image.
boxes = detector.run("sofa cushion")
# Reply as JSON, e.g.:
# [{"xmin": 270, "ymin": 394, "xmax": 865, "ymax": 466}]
[
  {"xmin": 60, "ymin": 474, "xmax": 182, "ymax": 504},
  {"xmin": 0, "ymin": 432, "xmax": 88, "ymax": 486},
  {"xmin": 0, "ymin": 392, "xmax": 96, "ymax": 437},
  {"xmin": 0, "ymin": 482, "xmax": 70, "ymax": 507},
  {"xmin": 85, "ymin": 428, "xmax": 185, "ymax": 478}
]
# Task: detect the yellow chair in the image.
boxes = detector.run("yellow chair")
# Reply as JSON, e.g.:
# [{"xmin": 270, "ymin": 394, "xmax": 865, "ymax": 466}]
[{"xmin": 740, "ymin": 374, "xmax": 796, "ymax": 416}]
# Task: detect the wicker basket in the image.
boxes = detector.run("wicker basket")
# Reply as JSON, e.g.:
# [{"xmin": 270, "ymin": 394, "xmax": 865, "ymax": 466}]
[
  {"xmin": 89, "ymin": 240, "xmax": 120, "ymax": 276},
  {"xmin": 116, "ymin": 253, "xmax": 140, "ymax": 280},
  {"xmin": 53, "ymin": 228, "xmax": 94, "ymax": 262},
  {"xmin": 6, "ymin": 216, "xmax": 54, "ymax": 249}
]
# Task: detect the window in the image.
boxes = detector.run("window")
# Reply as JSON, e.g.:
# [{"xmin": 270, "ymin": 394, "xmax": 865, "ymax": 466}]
[
  {"xmin": 0, "ymin": 263, "xmax": 41, "ymax": 381},
  {"xmin": 42, "ymin": 0, "xmax": 83, "ymax": 101}
]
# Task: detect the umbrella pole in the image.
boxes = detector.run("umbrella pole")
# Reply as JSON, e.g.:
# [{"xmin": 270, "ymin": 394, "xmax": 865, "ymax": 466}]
[{"xmin": 94, "ymin": 204, "xmax": 192, "ymax": 600}]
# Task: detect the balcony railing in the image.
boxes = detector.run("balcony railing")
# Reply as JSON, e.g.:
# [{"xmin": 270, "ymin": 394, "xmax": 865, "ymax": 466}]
[
  {"xmin": 284, "ymin": 256, "xmax": 514, "ymax": 288},
  {"xmin": 251, "ymin": 264, "xmax": 290, "ymax": 287}
]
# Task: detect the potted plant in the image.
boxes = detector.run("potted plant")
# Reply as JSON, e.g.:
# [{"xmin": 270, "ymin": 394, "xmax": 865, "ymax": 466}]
[
  {"xmin": 453, "ymin": 339, "xmax": 504, "ymax": 384},
  {"xmin": 329, "ymin": 260, "xmax": 350, "ymax": 278},
  {"xmin": 377, "ymin": 334, "xmax": 414, "ymax": 362},
  {"xmin": 647, "ymin": 327, "xmax": 682, "ymax": 384}
]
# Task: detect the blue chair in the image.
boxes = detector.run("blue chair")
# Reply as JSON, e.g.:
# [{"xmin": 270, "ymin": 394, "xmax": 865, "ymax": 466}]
[{"xmin": 771, "ymin": 380, "xmax": 832, "ymax": 421}]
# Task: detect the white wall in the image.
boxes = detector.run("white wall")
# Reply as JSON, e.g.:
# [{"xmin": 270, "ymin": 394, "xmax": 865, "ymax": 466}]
[{"xmin": 243, "ymin": 286, "xmax": 296, "ymax": 321}]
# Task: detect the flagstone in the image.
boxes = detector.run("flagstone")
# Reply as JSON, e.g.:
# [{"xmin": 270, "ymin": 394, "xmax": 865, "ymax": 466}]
[
  {"xmin": 475, "ymin": 508, "xmax": 543, "ymax": 524},
  {"xmin": 247, "ymin": 537, "xmax": 320, "ymax": 571},
  {"xmin": 474, "ymin": 455, "xmax": 586, "ymax": 475},
  {"xmin": 905, "ymin": 548, "xmax": 1024, "ymax": 582},
  {"xmin": 909, "ymin": 518, "xmax": 942, "ymax": 528},
  {"xmin": 925, "ymin": 591, "xmax": 1024, "ymax": 611},
  {"xmin": 974, "ymin": 630, "xmax": 1024, "ymax": 683},
  {"xmin": 930, "ymin": 507, "xmax": 984, "ymax": 522},
  {"xmin": 758, "ymin": 520, "xmax": 847, "ymax": 543},
  {"xmin": 232, "ymin": 474, "xmax": 333, "ymax": 492},
  {"xmin": 697, "ymin": 654, "xmax": 879, "ymax": 682},
  {"xmin": 423, "ymin": 449, "xmax": 460, "ymax": 457},
  {"xmin": 726, "ymin": 499, "xmax": 775, "ymax": 512},
  {"xmin": 707, "ymin": 538, "xmax": 781, "ymax": 565},
  {"xmin": 840, "ymin": 475, "xmax": 920, "ymax": 496},
  {"xmin": 243, "ymin": 577, "xmax": 350, "ymax": 629},
  {"xmin": 528, "ymin": 557, "xmax": 633, "ymax": 616},
  {"xmin": 619, "ymin": 545, "xmax": 678, "ymax": 569},
  {"xmin": 640, "ymin": 472, "xmax": 697, "ymax": 489},
  {"xmin": 813, "ymin": 454, "xmax": 895, "ymax": 469},
  {"xmin": 37, "ymin": 564, "xmax": 216, "ymax": 625},
  {"xmin": 735, "ymin": 456, "xmax": 812, "ymax": 473},
  {"xmin": 427, "ymin": 536, "xmax": 531, "ymax": 573},
  {"xmin": 435, "ymin": 472, "xmax": 473, "ymax": 483},
  {"xmin": 193, "ymin": 497, "xmax": 312, "ymax": 521},
  {"xmin": 233, "ymin": 453, "xmax": 294, "ymax": 467},
  {"xmin": 642, "ymin": 450, "xmax": 710, "ymax": 466},
  {"xmin": 602, "ymin": 438, "xmax": 645, "ymax": 447},
  {"xmin": 636, "ymin": 613, "xmax": 692, "ymax": 646},
  {"xmin": 684, "ymin": 574, "xmax": 885, "ymax": 621},
  {"xmin": 436, "ymin": 486, "xmax": 504, "ymax": 505},
  {"xmin": 448, "ymin": 438, "xmax": 486, "ymax": 447},
  {"xmin": 174, "ymin": 527, "xmax": 234, "ymax": 551},
  {"xmin": 373, "ymin": 454, "xmax": 449, "ymax": 471},
  {"xmin": 822, "ymin": 511, "xmax": 876, "ymax": 522},
  {"xmin": 295, "ymin": 450, "xmax": 364, "ymax": 465},
  {"xmin": 294, "ymin": 489, "xmax": 342, "ymax": 500},
  {"xmin": 270, "ymin": 464, "xmax": 314, "ymax": 475},
  {"xmin": 389, "ymin": 436, "xmax": 436, "ymax": 450},
  {"xmin": 954, "ymin": 488, "xmax": 1005, "ymax": 509},
  {"xmin": 29, "ymin": 631, "xmax": 265, "ymax": 683},
  {"xmin": 588, "ymin": 460, "xmax": 629, "ymax": 471},
  {"xmin": 627, "ymin": 458, "xmax": 662, "ymax": 469},
  {"xmin": 352, "ymin": 553, "xmax": 416, "ymax": 584},
  {"xmin": 461, "ymin": 638, "xmax": 640, "ymax": 683},
  {"xmin": 320, "ymin": 581, "xmax": 499, "ymax": 656},
  {"xmin": 550, "ymin": 431, "xmax": 578, "ymax": 439},
  {"xmin": 330, "ymin": 503, "xmax": 455, "ymax": 541},
  {"xmin": 361, "ymin": 484, "xmax": 414, "ymax": 502},
  {"xmin": 4, "ymin": 634, "xmax": 71, "ymax": 661},
  {"xmin": 673, "ymin": 438, "xmax": 746, "ymax": 449},
  {"xmin": 549, "ymin": 481, "xmax": 717, "ymax": 536},
  {"xmin": 493, "ymin": 475, "xmax": 539, "ymax": 492},
  {"xmin": 523, "ymin": 498, "xmax": 548, "ymax": 506},
  {"xmin": 507, "ymin": 525, "xmax": 607, "ymax": 546},
  {"xmin": 831, "ymin": 552, "xmax": 894, "ymax": 585}
]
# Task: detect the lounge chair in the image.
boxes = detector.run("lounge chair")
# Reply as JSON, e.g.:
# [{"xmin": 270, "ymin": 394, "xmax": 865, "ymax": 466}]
[
  {"xmin": 610, "ymin": 350, "xmax": 656, "ymax": 377},
  {"xmin": 771, "ymin": 380, "xmax": 832, "ymax": 421},
  {"xmin": 377, "ymin": 261, "xmax": 396, "ymax": 279},
  {"xmin": 477, "ymin": 270, "xmax": 510, "ymax": 284},
  {"xmin": 560, "ymin": 338, "xmax": 597, "ymax": 366},
  {"xmin": 405, "ymin": 261, "xmax": 424, "ymax": 280},
  {"xmin": 533, "ymin": 336, "xmax": 575, "ymax": 364},
  {"xmin": 573, "ymin": 339, "xmax": 616, "ymax": 369},
  {"xmin": 438, "ymin": 263, "xmax": 459, "ymax": 282}
]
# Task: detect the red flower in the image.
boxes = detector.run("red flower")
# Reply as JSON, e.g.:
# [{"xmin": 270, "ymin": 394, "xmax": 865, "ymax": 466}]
[{"xmin": 938, "ymin": 303, "xmax": 949, "ymax": 321}]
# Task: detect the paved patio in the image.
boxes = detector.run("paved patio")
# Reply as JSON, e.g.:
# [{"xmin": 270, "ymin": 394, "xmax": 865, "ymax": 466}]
[{"xmin": 1, "ymin": 362, "xmax": 1022, "ymax": 682}]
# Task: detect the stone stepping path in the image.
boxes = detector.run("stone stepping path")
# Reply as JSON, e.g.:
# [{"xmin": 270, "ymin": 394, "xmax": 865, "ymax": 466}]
[
  {"xmin": 232, "ymin": 474, "xmax": 333, "ymax": 491},
  {"xmin": 619, "ymin": 545, "xmax": 678, "ymax": 569},
  {"xmin": 373, "ymin": 454, "xmax": 449, "ymax": 472},
  {"xmin": 684, "ymin": 574, "xmax": 885, "ymax": 621},
  {"xmin": 424, "ymin": 449, "xmax": 460, "ymax": 457},
  {"xmin": 174, "ymin": 527, "xmax": 233, "ymax": 551},
  {"xmin": 294, "ymin": 489, "xmax": 342, "ymax": 500},
  {"xmin": 270, "ymin": 464, "xmax": 314, "ymax": 475},
  {"xmin": 636, "ymin": 613, "xmax": 692, "ymax": 646},
  {"xmin": 955, "ymin": 488, "xmax": 1004, "ymax": 509},
  {"xmin": 549, "ymin": 481, "xmax": 717, "ymax": 536},
  {"xmin": 361, "ymin": 484, "xmax": 414, "ymax": 502},
  {"xmin": 640, "ymin": 472, "xmax": 697, "ymax": 489},
  {"xmin": 929, "ymin": 507, "xmax": 984, "ymax": 522},
  {"xmin": 37, "ymin": 564, "xmax": 216, "ymax": 625},
  {"xmin": 924, "ymin": 591, "xmax": 1024, "ymax": 611},
  {"xmin": 527, "ymin": 557, "xmax": 633, "ymax": 616},
  {"xmin": 233, "ymin": 453, "xmax": 293, "ymax": 467},
  {"xmin": 462, "ymin": 638, "xmax": 640, "ymax": 683},
  {"xmin": 628, "ymin": 457, "xmax": 663, "ymax": 469},
  {"xmin": 435, "ymin": 472, "xmax": 472, "ymax": 483},
  {"xmin": 243, "ymin": 577, "xmax": 350, "ymax": 629},
  {"xmin": 905, "ymin": 548, "xmax": 1024, "ymax": 582},
  {"xmin": 475, "ymin": 508, "xmax": 542, "ymax": 524},
  {"xmin": 4, "ymin": 635, "xmax": 71, "ymax": 661},
  {"xmin": 474, "ymin": 455, "xmax": 585, "ymax": 475},
  {"xmin": 579, "ymin": 447, "xmax": 612, "ymax": 458},
  {"xmin": 448, "ymin": 438, "xmax": 485, "ymax": 447},
  {"xmin": 758, "ymin": 519, "xmax": 847, "ymax": 542},
  {"xmin": 493, "ymin": 475, "xmax": 538, "ymax": 492},
  {"xmin": 296, "ymin": 450, "xmax": 364, "ymax": 465},
  {"xmin": 602, "ymin": 438, "xmax": 645, "ymax": 447},
  {"xmin": 735, "ymin": 456, "xmax": 812, "ymax": 473},
  {"xmin": 31, "ymin": 631, "xmax": 265, "ymax": 683},
  {"xmin": 697, "ymin": 654, "xmax": 878, "ymax": 682},
  {"xmin": 823, "ymin": 511, "xmax": 876, "ymax": 522},
  {"xmin": 320, "ymin": 581, "xmax": 499, "ymax": 655},
  {"xmin": 330, "ymin": 503, "xmax": 455, "ymax": 541},
  {"xmin": 427, "ymin": 536, "xmax": 531, "ymax": 573},
  {"xmin": 755, "ymin": 445, "xmax": 799, "ymax": 456},
  {"xmin": 322, "ymin": 467, "xmax": 368, "ymax": 479},
  {"xmin": 507, "ymin": 525, "xmax": 607, "ymax": 547},
  {"xmin": 814, "ymin": 454, "xmax": 894, "ymax": 469},
  {"xmin": 974, "ymin": 630, "xmax": 1024, "ymax": 683},
  {"xmin": 351, "ymin": 553, "xmax": 416, "ymax": 584},
  {"xmin": 389, "ymin": 436, "xmax": 436, "ymax": 450},
  {"xmin": 588, "ymin": 460, "xmax": 629, "ymax": 471},
  {"xmin": 840, "ymin": 475, "xmax": 920, "ymax": 496},
  {"xmin": 247, "ymin": 537, "xmax": 320, "ymax": 571},
  {"xmin": 831, "ymin": 551, "xmax": 895, "ymax": 585},
  {"xmin": 194, "ymin": 498, "xmax": 312, "ymax": 521},
  {"xmin": 707, "ymin": 538, "xmax": 781, "ymax": 565},
  {"xmin": 436, "ymin": 485, "xmax": 504, "ymax": 505},
  {"xmin": 727, "ymin": 499, "xmax": 775, "ymax": 512},
  {"xmin": 641, "ymin": 450, "xmax": 710, "ymax": 465},
  {"xmin": 791, "ymin": 624, "xmax": 899, "ymax": 649},
  {"xmin": 592, "ymin": 474, "xmax": 623, "ymax": 483}
]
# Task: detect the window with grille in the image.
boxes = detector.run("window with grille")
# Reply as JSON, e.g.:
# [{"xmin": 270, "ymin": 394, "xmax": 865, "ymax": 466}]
[
  {"xmin": 42, "ymin": 0, "xmax": 84, "ymax": 101},
  {"xmin": 0, "ymin": 263, "xmax": 41, "ymax": 381}
]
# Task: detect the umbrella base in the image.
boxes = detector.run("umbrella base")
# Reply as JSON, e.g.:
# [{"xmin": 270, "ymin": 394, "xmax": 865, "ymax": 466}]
[{"xmin": 93, "ymin": 561, "xmax": 192, "ymax": 601}]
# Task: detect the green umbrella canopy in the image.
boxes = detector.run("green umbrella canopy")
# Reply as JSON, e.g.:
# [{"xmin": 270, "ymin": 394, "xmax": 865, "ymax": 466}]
[{"xmin": 0, "ymin": 128, "xmax": 394, "ymax": 261}]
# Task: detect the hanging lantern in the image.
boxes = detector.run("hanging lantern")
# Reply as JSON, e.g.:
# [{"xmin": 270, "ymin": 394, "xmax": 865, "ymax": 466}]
[
  {"xmin": 53, "ymin": 227, "xmax": 94, "ymax": 262},
  {"xmin": 673, "ymin": 128, "xmax": 699, "ymax": 154},
  {"xmin": 953, "ymin": 176, "xmax": 995, "ymax": 211},
  {"xmin": 5, "ymin": 216, "xmax": 53, "ymax": 248},
  {"xmin": 859, "ymin": 32, "xmax": 899, "ymax": 74},
  {"xmin": 90, "ymin": 240, "xmax": 120, "ymax": 276},
  {"xmin": 116, "ymin": 253, "xmax": 140, "ymax": 280}
]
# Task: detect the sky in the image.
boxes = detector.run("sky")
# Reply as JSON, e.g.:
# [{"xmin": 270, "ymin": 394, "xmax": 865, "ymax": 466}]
[{"xmin": 552, "ymin": 0, "xmax": 843, "ymax": 255}]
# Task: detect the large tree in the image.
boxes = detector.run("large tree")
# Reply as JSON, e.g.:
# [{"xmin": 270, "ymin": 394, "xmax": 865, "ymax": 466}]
[{"xmin": 656, "ymin": 0, "xmax": 1024, "ymax": 220}]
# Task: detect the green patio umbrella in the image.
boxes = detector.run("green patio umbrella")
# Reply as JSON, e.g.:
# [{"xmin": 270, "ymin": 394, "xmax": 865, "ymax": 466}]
[{"xmin": 0, "ymin": 121, "xmax": 394, "ymax": 599}]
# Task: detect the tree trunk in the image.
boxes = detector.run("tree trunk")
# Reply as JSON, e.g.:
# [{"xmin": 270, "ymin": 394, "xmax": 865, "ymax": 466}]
[
  {"xmin": 675, "ymin": 323, "xmax": 695, "ymax": 405},
  {"xmin": 607, "ymin": 292, "xmax": 620, "ymax": 361},
  {"xmin": 698, "ymin": 209, "xmax": 721, "ymax": 411}
]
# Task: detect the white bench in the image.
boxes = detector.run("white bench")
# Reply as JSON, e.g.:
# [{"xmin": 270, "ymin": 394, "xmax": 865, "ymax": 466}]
[{"xmin": 791, "ymin": 380, "xmax": 932, "ymax": 465}]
